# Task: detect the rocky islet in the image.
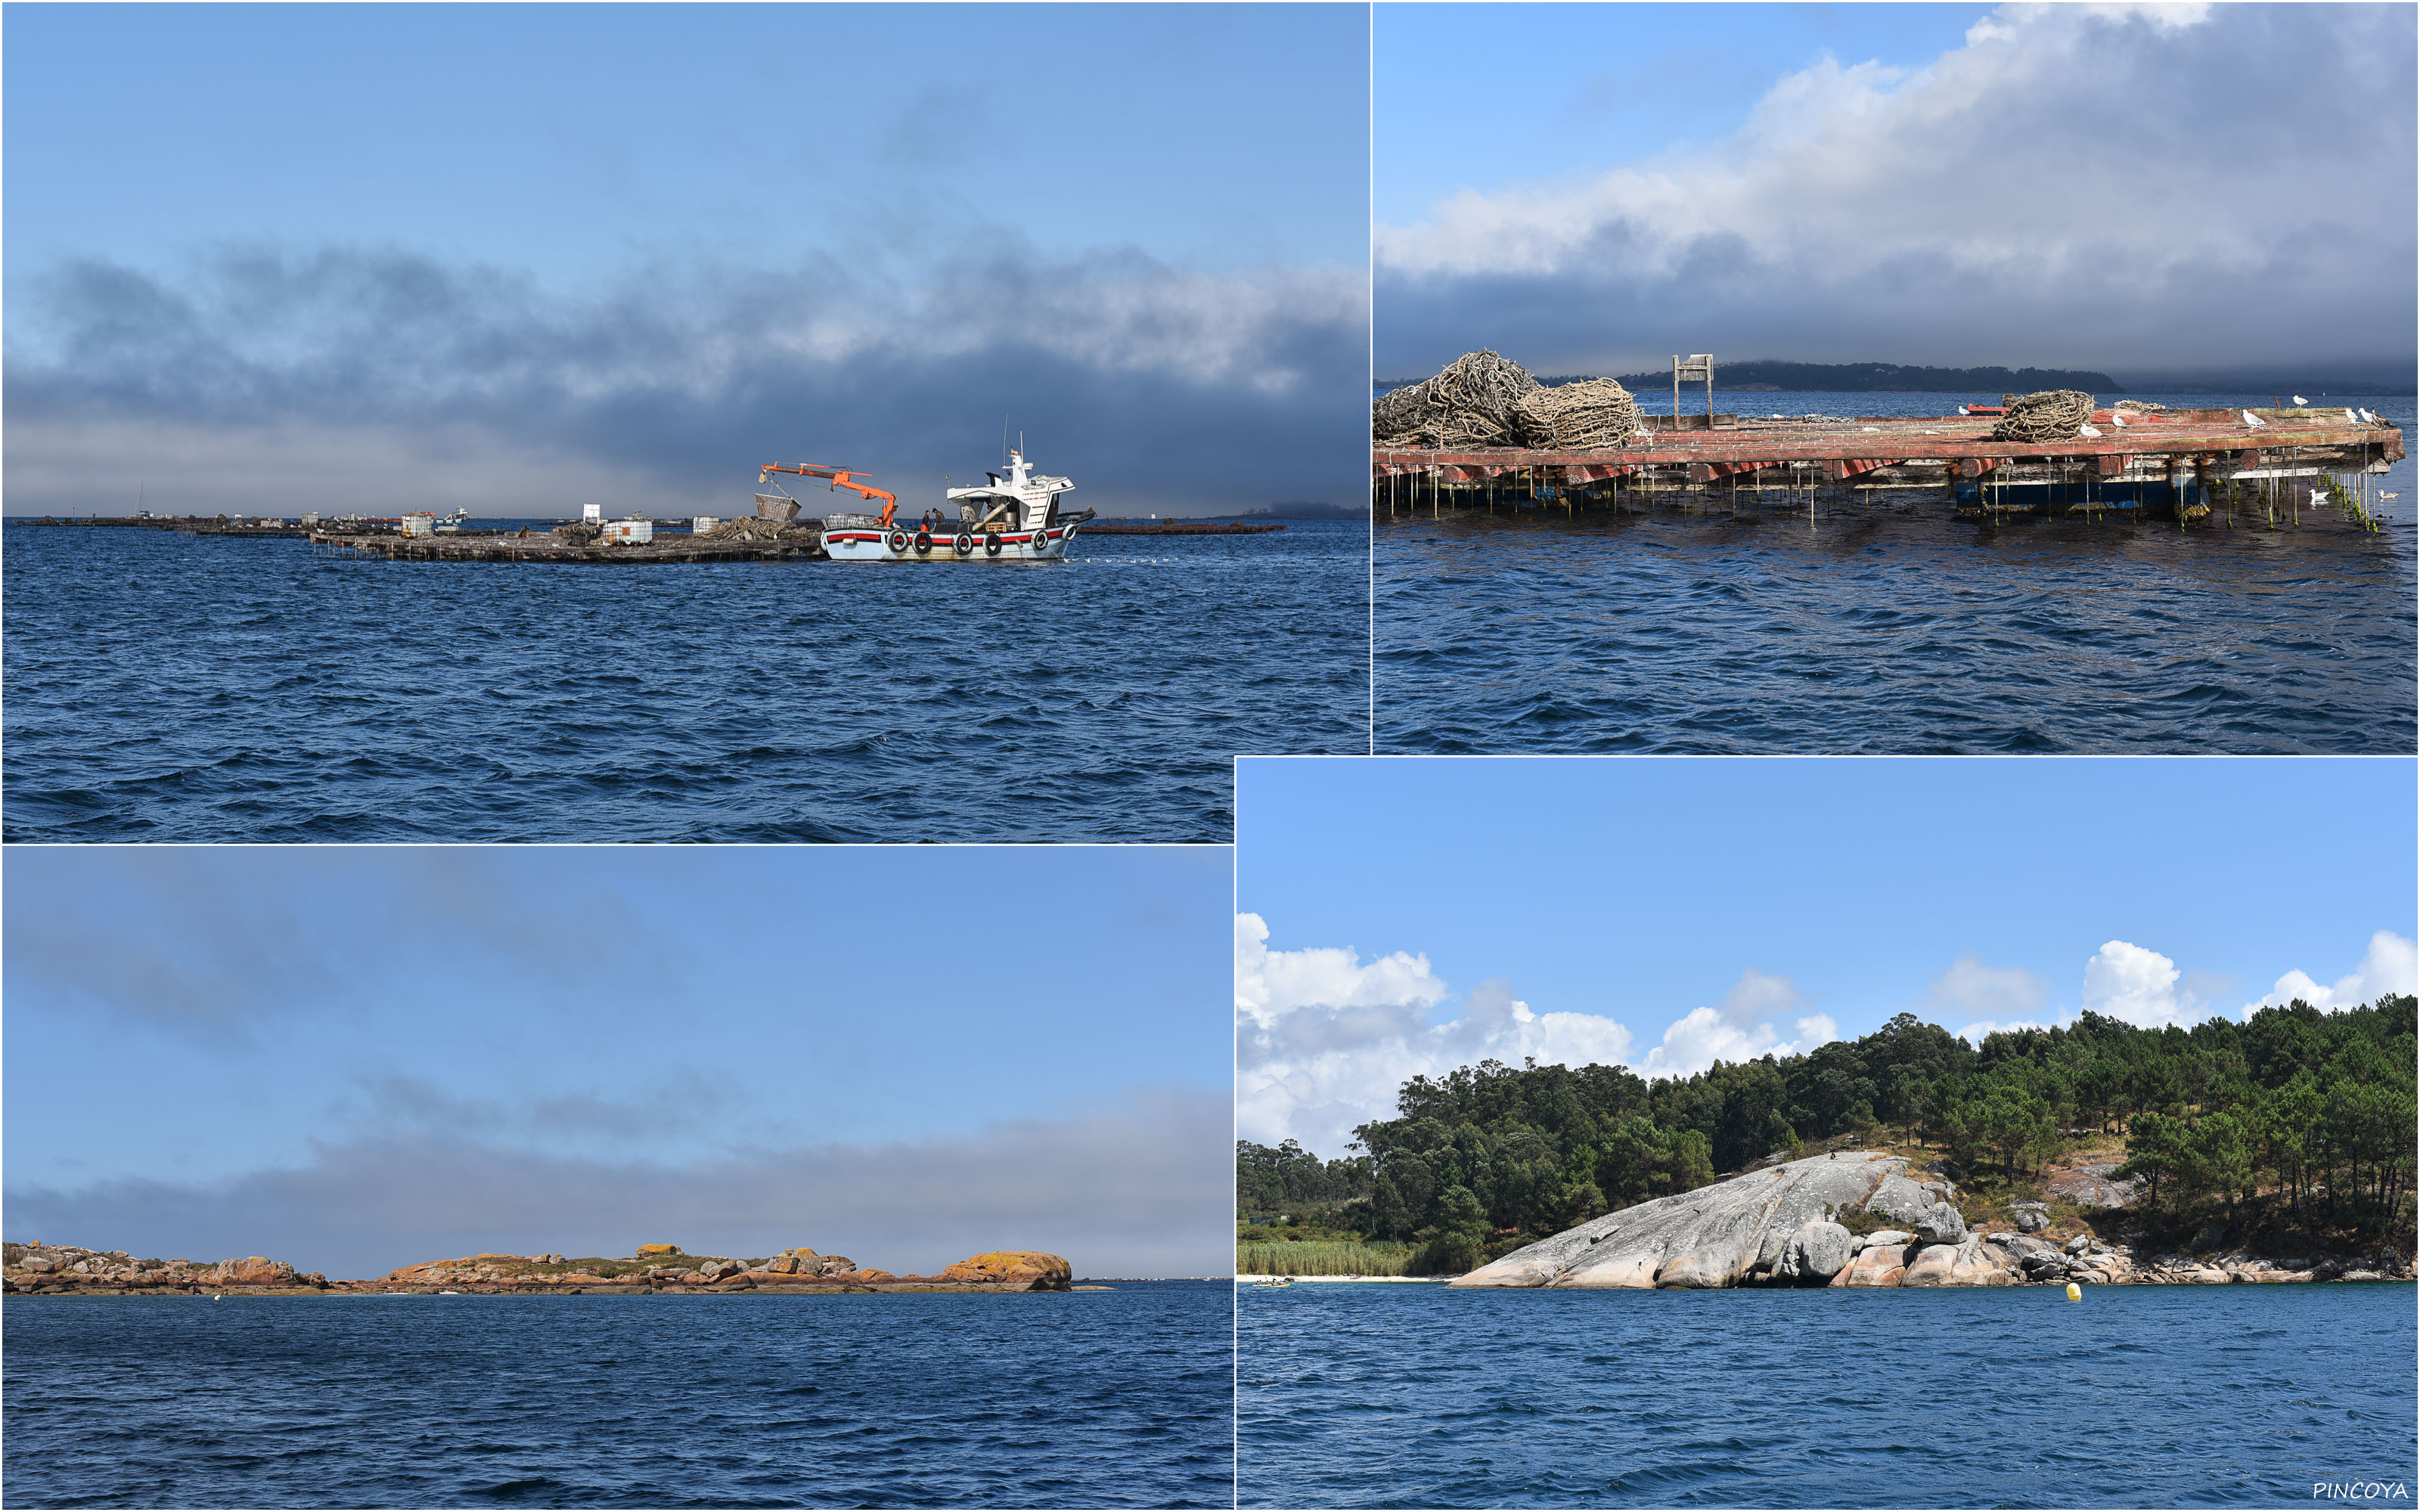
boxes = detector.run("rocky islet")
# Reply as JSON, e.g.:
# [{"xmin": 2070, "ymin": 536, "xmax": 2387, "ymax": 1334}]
[
  {"xmin": 2, "ymin": 1241, "xmax": 1073, "ymax": 1296},
  {"xmin": 1450, "ymin": 1151, "xmax": 2413, "ymax": 1290}
]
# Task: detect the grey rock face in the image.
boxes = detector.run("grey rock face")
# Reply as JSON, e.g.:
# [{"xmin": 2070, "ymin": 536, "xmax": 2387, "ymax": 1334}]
[
  {"xmin": 2063, "ymin": 1234, "xmax": 2093, "ymax": 1256},
  {"xmin": 1454, "ymin": 1151, "xmax": 1917, "ymax": 1290},
  {"xmin": 1773, "ymin": 1222, "xmax": 1854, "ymax": 1282},
  {"xmin": 1915, "ymin": 1205, "xmax": 1968, "ymax": 1244},
  {"xmin": 1864, "ymin": 1229, "xmax": 1913, "ymax": 1248},
  {"xmin": 2014, "ymin": 1208, "xmax": 2051, "ymax": 1233},
  {"xmin": 1864, "ymin": 1173, "xmax": 1939, "ymax": 1225}
]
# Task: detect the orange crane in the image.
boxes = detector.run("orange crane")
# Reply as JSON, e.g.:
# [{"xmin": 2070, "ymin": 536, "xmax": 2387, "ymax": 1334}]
[{"xmin": 759, "ymin": 463, "xmax": 898, "ymax": 526}]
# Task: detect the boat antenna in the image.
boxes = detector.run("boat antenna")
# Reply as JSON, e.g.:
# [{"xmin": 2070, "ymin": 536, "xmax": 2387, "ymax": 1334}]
[{"xmin": 1003, "ymin": 414, "xmax": 1009, "ymax": 465}]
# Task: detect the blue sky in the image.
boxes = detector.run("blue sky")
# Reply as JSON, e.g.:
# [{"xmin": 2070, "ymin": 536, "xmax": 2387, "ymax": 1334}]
[
  {"xmin": 5, "ymin": 846, "xmax": 1231, "ymax": 1278},
  {"xmin": 1374, "ymin": 3, "xmax": 2417, "ymax": 385},
  {"xmin": 1236, "ymin": 756, "xmax": 2418, "ymax": 1154},
  {"xmin": 4, "ymin": 4, "xmax": 1370, "ymax": 517}
]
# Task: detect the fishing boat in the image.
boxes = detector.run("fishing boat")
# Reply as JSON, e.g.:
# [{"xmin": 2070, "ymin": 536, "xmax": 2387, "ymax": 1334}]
[{"xmin": 779, "ymin": 449, "xmax": 1093, "ymax": 562}]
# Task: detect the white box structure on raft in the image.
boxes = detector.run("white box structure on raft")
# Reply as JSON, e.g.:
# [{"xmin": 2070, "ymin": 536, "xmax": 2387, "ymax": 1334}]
[{"xmin": 600, "ymin": 519, "xmax": 654, "ymax": 544}]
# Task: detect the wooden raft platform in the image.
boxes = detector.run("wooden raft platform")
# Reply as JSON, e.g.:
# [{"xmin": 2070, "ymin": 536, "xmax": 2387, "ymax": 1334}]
[
  {"xmin": 1375, "ymin": 407, "xmax": 2404, "ymax": 519},
  {"xmin": 309, "ymin": 530, "xmax": 824, "ymax": 564}
]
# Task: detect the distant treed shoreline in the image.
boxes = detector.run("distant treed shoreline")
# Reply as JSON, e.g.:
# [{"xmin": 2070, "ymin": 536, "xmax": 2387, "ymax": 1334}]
[
  {"xmin": 1373, "ymin": 361, "xmax": 2416, "ymax": 396},
  {"xmin": 1240, "ymin": 996, "xmax": 2416, "ymax": 1276}
]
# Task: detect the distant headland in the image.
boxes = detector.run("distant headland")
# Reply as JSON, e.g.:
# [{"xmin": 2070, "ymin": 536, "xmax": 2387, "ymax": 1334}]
[
  {"xmin": 1599, "ymin": 360, "xmax": 2124, "ymax": 394},
  {"xmin": 1, "ymin": 1242, "xmax": 1072, "ymax": 1296}
]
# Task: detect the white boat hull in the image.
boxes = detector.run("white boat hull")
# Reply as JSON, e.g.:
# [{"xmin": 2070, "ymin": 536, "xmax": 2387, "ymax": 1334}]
[{"xmin": 824, "ymin": 524, "xmax": 1081, "ymax": 562}]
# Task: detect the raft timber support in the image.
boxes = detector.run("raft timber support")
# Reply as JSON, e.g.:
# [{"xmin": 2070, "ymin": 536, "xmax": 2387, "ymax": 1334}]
[{"xmin": 1374, "ymin": 406, "xmax": 2403, "ymax": 528}]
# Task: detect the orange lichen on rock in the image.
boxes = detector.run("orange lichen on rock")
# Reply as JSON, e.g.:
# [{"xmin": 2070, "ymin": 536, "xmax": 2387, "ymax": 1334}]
[{"xmin": 937, "ymin": 1251, "xmax": 1072, "ymax": 1290}]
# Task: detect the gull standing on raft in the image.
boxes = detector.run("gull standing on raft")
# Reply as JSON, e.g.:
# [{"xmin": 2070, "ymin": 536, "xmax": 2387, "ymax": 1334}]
[
  {"xmin": 2077, "ymin": 423, "xmax": 2102, "ymax": 438},
  {"xmin": 2242, "ymin": 410, "xmax": 2267, "ymax": 428},
  {"xmin": 2292, "ymin": 395, "xmax": 2308, "ymax": 405},
  {"xmin": 2111, "ymin": 411, "xmax": 2129, "ymax": 427}
]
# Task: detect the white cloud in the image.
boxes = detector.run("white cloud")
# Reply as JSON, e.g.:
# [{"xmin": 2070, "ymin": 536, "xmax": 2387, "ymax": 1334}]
[
  {"xmin": 1639, "ymin": 968, "xmax": 1833, "ymax": 1079},
  {"xmin": 2079, "ymin": 939, "xmax": 2208, "ymax": 1029},
  {"xmin": 1925, "ymin": 953, "xmax": 2051, "ymax": 1019},
  {"xmin": 2243, "ymin": 930, "xmax": 2418, "ymax": 1017},
  {"xmin": 1375, "ymin": 3, "xmax": 2413, "ymax": 376},
  {"xmin": 1234, "ymin": 915, "xmax": 1634, "ymax": 1157}
]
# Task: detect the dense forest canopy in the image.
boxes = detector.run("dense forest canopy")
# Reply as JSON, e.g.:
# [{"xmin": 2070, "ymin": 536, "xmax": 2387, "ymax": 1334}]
[{"xmin": 1239, "ymin": 998, "xmax": 2415, "ymax": 1273}]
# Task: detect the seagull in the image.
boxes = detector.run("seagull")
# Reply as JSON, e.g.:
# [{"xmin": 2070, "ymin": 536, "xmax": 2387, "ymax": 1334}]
[
  {"xmin": 2292, "ymin": 394, "xmax": 2308, "ymax": 405},
  {"xmin": 2347, "ymin": 408, "xmax": 2361, "ymax": 423},
  {"xmin": 2111, "ymin": 412, "xmax": 2130, "ymax": 427},
  {"xmin": 2242, "ymin": 410, "xmax": 2267, "ymax": 429},
  {"xmin": 2078, "ymin": 423, "xmax": 2103, "ymax": 438},
  {"xmin": 1956, "ymin": 404, "xmax": 1970, "ymax": 416}
]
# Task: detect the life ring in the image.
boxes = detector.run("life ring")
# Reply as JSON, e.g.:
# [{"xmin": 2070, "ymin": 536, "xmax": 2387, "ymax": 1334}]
[
  {"xmin": 914, "ymin": 530, "xmax": 932, "ymax": 556},
  {"xmin": 954, "ymin": 531, "xmax": 974, "ymax": 556},
  {"xmin": 985, "ymin": 532, "xmax": 1003, "ymax": 556},
  {"xmin": 1032, "ymin": 529, "xmax": 1052, "ymax": 550},
  {"xmin": 887, "ymin": 530, "xmax": 908, "ymax": 554}
]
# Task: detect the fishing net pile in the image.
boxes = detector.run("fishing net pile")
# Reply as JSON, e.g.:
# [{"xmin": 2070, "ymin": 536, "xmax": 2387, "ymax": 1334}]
[
  {"xmin": 1376, "ymin": 350, "xmax": 1640, "ymax": 449},
  {"xmin": 708, "ymin": 516, "xmax": 814, "ymax": 541},
  {"xmin": 1517, "ymin": 377, "xmax": 1643, "ymax": 450},
  {"xmin": 1375, "ymin": 349, "xmax": 1540, "ymax": 447},
  {"xmin": 1990, "ymin": 389, "xmax": 2096, "ymax": 443},
  {"xmin": 2112, "ymin": 399, "xmax": 2167, "ymax": 412}
]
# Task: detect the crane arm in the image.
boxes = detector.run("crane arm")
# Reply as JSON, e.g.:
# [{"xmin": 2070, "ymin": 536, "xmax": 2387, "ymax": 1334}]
[{"xmin": 758, "ymin": 463, "xmax": 897, "ymax": 509}]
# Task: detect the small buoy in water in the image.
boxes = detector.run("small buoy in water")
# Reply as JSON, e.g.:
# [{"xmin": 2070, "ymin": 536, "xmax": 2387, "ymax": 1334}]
[{"xmin": 2065, "ymin": 1281, "xmax": 2082, "ymax": 1301}]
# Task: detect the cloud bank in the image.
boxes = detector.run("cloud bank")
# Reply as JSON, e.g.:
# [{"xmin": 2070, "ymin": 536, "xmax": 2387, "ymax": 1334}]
[
  {"xmin": 1376, "ymin": 3, "xmax": 2416, "ymax": 380},
  {"xmin": 4, "ymin": 1089, "xmax": 1231, "ymax": 1281},
  {"xmin": 1242, "ymin": 919, "xmax": 2417, "ymax": 1145},
  {"xmin": 1639, "ymin": 968, "xmax": 1835, "ymax": 1080},
  {"xmin": 2244, "ymin": 929, "xmax": 2418, "ymax": 1017},
  {"xmin": 5, "ymin": 236, "xmax": 1367, "ymax": 517},
  {"xmin": 1236, "ymin": 915, "xmax": 1831, "ymax": 1154}
]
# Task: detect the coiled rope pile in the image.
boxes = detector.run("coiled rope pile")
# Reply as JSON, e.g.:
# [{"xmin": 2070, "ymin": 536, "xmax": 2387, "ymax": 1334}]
[
  {"xmin": 1375, "ymin": 350, "xmax": 1641, "ymax": 449},
  {"xmin": 1990, "ymin": 389, "xmax": 2096, "ymax": 442},
  {"xmin": 2112, "ymin": 399, "xmax": 2167, "ymax": 412},
  {"xmin": 1518, "ymin": 377, "xmax": 1643, "ymax": 449}
]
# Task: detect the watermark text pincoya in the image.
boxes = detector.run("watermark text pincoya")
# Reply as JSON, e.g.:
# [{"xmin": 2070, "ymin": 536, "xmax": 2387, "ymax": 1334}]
[{"xmin": 2314, "ymin": 1483, "xmax": 2411, "ymax": 1501}]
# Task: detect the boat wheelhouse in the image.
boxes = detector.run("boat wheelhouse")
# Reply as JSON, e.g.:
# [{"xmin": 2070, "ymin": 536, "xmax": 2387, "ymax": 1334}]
[{"xmin": 821, "ymin": 449, "xmax": 1093, "ymax": 562}]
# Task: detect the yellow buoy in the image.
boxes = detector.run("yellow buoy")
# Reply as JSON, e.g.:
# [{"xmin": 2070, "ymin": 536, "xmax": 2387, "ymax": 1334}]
[{"xmin": 2065, "ymin": 1281, "xmax": 2082, "ymax": 1301}]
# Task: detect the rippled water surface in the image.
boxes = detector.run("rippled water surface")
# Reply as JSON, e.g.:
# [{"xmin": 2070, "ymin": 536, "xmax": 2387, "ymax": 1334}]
[
  {"xmin": 3, "ymin": 522, "xmax": 1366, "ymax": 841},
  {"xmin": 1377, "ymin": 393, "xmax": 2416, "ymax": 753},
  {"xmin": 3, "ymin": 1284, "xmax": 1230, "ymax": 1508},
  {"xmin": 1239, "ymin": 1281, "xmax": 2417, "ymax": 1508}
]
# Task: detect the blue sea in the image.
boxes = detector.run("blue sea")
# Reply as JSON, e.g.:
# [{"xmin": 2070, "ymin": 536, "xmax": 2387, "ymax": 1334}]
[
  {"xmin": 0, "ymin": 521, "xmax": 1367, "ymax": 841},
  {"xmin": 1376, "ymin": 393, "xmax": 2416, "ymax": 754},
  {"xmin": 1238, "ymin": 1281, "xmax": 2419, "ymax": 1508},
  {"xmin": 1, "ymin": 1283, "xmax": 1231, "ymax": 1508}
]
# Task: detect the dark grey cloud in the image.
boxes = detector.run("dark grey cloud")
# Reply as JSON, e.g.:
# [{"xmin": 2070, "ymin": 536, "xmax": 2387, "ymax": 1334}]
[
  {"xmin": 2, "ymin": 849, "xmax": 671, "ymax": 1043},
  {"xmin": 5, "ymin": 230, "xmax": 1367, "ymax": 516},
  {"xmin": 1377, "ymin": 5, "xmax": 2415, "ymax": 383},
  {"xmin": 5, "ymin": 1087, "xmax": 1231, "ymax": 1279}
]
